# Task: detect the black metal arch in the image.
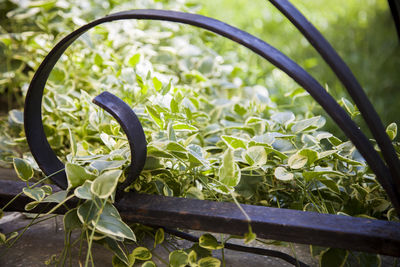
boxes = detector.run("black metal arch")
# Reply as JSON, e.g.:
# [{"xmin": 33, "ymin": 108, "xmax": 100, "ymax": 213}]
[
  {"xmin": 269, "ymin": 0, "xmax": 400, "ymax": 207},
  {"xmin": 23, "ymin": 9, "xmax": 400, "ymax": 214},
  {"xmin": 388, "ymin": 0, "xmax": 400, "ymax": 41},
  {"xmin": 92, "ymin": 91, "xmax": 147, "ymax": 197}
]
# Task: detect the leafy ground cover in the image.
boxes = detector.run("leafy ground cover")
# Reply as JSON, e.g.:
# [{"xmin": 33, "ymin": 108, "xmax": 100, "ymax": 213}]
[
  {"xmin": 199, "ymin": 0, "xmax": 400, "ymax": 135},
  {"xmin": 0, "ymin": 0, "xmax": 399, "ymax": 266}
]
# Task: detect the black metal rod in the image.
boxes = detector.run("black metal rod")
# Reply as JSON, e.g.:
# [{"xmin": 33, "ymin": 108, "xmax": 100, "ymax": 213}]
[
  {"xmin": 117, "ymin": 192, "xmax": 400, "ymax": 257},
  {"xmin": 269, "ymin": 0, "xmax": 400, "ymax": 212},
  {"xmin": 92, "ymin": 91, "xmax": 147, "ymax": 198},
  {"xmin": 1, "ymin": 180, "xmax": 399, "ymax": 257},
  {"xmin": 161, "ymin": 227, "xmax": 309, "ymax": 267},
  {"xmin": 388, "ymin": 0, "xmax": 400, "ymax": 41},
  {"xmin": 23, "ymin": 9, "xmax": 400, "ymax": 214}
]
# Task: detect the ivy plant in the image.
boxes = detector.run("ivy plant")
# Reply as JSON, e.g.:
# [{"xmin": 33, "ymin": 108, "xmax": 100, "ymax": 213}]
[{"xmin": 0, "ymin": 0, "xmax": 398, "ymax": 266}]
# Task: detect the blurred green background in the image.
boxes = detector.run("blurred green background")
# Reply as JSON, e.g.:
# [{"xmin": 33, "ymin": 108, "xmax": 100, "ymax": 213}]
[{"xmin": 198, "ymin": 0, "xmax": 400, "ymax": 136}]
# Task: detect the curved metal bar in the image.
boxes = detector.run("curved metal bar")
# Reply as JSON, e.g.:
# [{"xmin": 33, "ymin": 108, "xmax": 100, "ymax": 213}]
[
  {"xmin": 92, "ymin": 91, "xmax": 147, "ymax": 197},
  {"xmin": 161, "ymin": 227, "xmax": 309, "ymax": 267},
  {"xmin": 388, "ymin": 0, "xmax": 400, "ymax": 41},
  {"xmin": 268, "ymin": 0, "xmax": 400, "ymax": 200},
  {"xmin": 23, "ymin": 9, "xmax": 400, "ymax": 213}
]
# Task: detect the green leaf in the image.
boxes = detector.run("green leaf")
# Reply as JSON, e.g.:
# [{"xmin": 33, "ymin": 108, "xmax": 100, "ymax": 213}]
[
  {"xmin": 42, "ymin": 190, "xmax": 68, "ymax": 203},
  {"xmin": 318, "ymin": 150, "xmax": 337, "ymax": 160},
  {"xmin": 188, "ymin": 250, "xmax": 197, "ymax": 265},
  {"xmin": 128, "ymin": 251, "xmax": 136, "ymax": 266},
  {"xmin": 285, "ymin": 87, "xmax": 308, "ymax": 99},
  {"xmin": 23, "ymin": 187, "xmax": 45, "ymax": 201},
  {"xmin": 63, "ymin": 208, "xmax": 82, "ymax": 231},
  {"xmin": 91, "ymin": 170, "xmax": 122, "ymax": 199},
  {"xmin": 28, "ymin": 0, "xmax": 57, "ymax": 9},
  {"xmin": 141, "ymin": 261, "xmax": 156, "ymax": 267},
  {"xmin": 154, "ymin": 228, "xmax": 164, "ymax": 248},
  {"xmin": 136, "ymin": 74, "xmax": 147, "ymax": 94},
  {"xmin": 163, "ymin": 184, "xmax": 174, "ymax": 196},
  {"xmin": 167, "ymin": 122, "xmax": 177, "ymax": 141},
  {"xmin": 74, "ymin": 181, "xmax": 93, "ymax": 200},
  {"xmin": 25, "ymin": 201, "xmax": 40, "ymax": 211},
  {"xmin": 94, "ymin": 53, "xmax": 103, "ymax": 66},
  {"xmin": 333, "ymin": 153, "xmax": 363, "ymax": 166},
  {"xmin": 310, "ymin": 245, "xmax": 326, "ymax": 257},
  {"xmin": 358, "ymin": 253, "xmax": 381, "ymax": 267},
  {"xmin": 85, "ymin": 200, "xmax": 136, "ymax": 241},
  {"xmin": 288, "ymin": 154, "xmax": 308, "ymax": 169},
  {"xmin": 0, "ymin": 232, "xmax": 18, "ymax": 244},
  {"xmin": 271, "ymin": 111, "xmax": 295, "ymax": 126},
  {"xmin": 13, "ymin": 158, "xmax": 34, "ymax": 181},
  {"xmin": 186, "ymin": 187, "xmax": 204, "ymax": 200},
  {"xmin": 169, "ymin": 250, "xmax": 188, "ymax": 267},
  {"xmin": 303, "ymin": 170, "xmax": 345, "ymax": 181},
  {"xmin": 66, "ymin": 163, "xmax": 96, "ymax": 189},
  {"xmin": 41, "ymin": 185, "xmax": 53, "ymax": 195},
  {"xmin": 161, "ymin": 80, "xmax": 172, "ymax": 95},
  {"xmin": 112, "ymin": 255, "xmax": 127, "ymax": 267},
  {"xmin": 221, "ymin": 135, "xmax": 248, "ymax": 149},
  {"xmin": 90, "ymin": 160, "xmax": 126, "ymax": 174},
  {"xmin": 328, "ymin": 136, "xmax": 342, "ymax": 146},
  {"xmin": 173, "ymin": 122, "xmax": 198, "ymax": 132},
  {"xmin": 131, "ymin": 247, "xmax": 152, "ymax": 260},
  {"xmin": 235, "ymin": 172, "xmax": 263, "ymax": 199},
  {"xmin": 99, "ymin": 237, "xmax": 129, "ymax": 265},
  {"xmin": 244, "ymin": 146, "xmax": 267, "ymax": 166},
  {"xmin": 265, "ymin": 147, "xmax": 288, "ymax": 160},
  {"xmin": 170, "ymin": 98, "xmax": 179, "ymax": 113},
  {"xmin": 274, "ymin": 167, "xmax": 293, "ymax": 181},
  {"xmin": 218, "ymin": 148, "xmax": 241, "ymax": 187},
  {"xmin": 199, "ymin": 234, "xmax": 223, "ymax": 250},
  {"xmin": 340, "ymin": 97, "xmax": 360, "ymax": 117},
  {"xmin": 166, "ymin": 141, "xmax": 187, "ymax": 152},
  {"xmin": 320, "ymin": 177, "xmax": 340, "ymax": 194},
  {"xmin": 146, "ymin": 105, "xmax": 164, "ymax": 129},
  {"xmin": 234, "ymin": 103, "xmax": 247, "ymax": 116},
  {"xmin": 143, "ymin": 156, "xmax": 164, "ymax": 170},
  {"xmin": 189, "ymin": 244, "xmax": 212, "ymax": 259},
  {"xmin": 95, "ymin": 202, "xmax": 136, "ymax": 241},
  {"xmin": 77, "ymin": 200, "xmax": 98, "ymax": 225},
  {"xmin": 48, "ymin": 68, "xmax": 65, "ymax": 83},
  {"xmin": 9, "ymin": 109, "xmax": 24, "ymax": 125},
  {"xmin": 128, "ymin": 53, "xmax": 140, "ymax": 67},
  {"xmin": 320, "ymin": 248, "xmax": 348, "ymax": 267},
  {"xmin": 291, "ymin": 116, "xmax": 321, "ymax": 133},
  {"xmin": 147, "ymin": 145, "xmax": 173, "ymax": 158},
  {"xmin": 198, "ymin": 257, "xmax": 221, "ymax": 267},
  {"xmin": 299, "ymin": 148, "xmax": 319, "ymax": 165},
  {"xmin": 0, "ymin": 233, "xmax": 6, "ymax": 244},
  {"xmin": 188, "ymin": 144, "xmax": 209, "ymax": 167},
  {"xmin": 386, "ymin": 122, "xmax": 397, "ymax": 140},
  {"xmin": 100, "ymin": 132, "xmax": 117, "ymax": 150},
  {"xmin": 153, "ymin": 77, "xmax": 162, "ymax": 91}
]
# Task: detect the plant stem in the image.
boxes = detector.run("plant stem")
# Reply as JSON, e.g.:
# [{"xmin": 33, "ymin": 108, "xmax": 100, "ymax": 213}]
[
  {"xmin": 6, "ymin": 214, "xmax": 58, "ymax": 233},
  {"xmin": 1, "ymin": 211, "xmax": 42, "ymax": 256},
  {"xmin": 289, "ymin": 242, "xmax": 300, "ymax": 267},
  {"xmin": 84, "ymin": 199, "xmax": 106, "ymax": 267},
  {"xmin": 221, "ymin": 234, "xmax": 226, "ymax": 267}
]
